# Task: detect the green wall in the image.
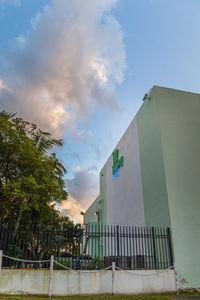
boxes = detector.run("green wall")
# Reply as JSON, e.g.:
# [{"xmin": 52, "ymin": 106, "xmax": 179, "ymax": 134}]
[
  {"xmin": 85, "ymin": 85, "xmax": 200, "ymax": 287},
  {"xmin": 84, "ymin": 165, "xmax": 107, "ymax": 226},
  {"xmin": 84, "ymin": 166, "xmax": 107, "ymax": 259},
  {"xmin": 137, "ymin": 88, "xmax": 171, "ymax": 227},
  {"xmin": 138, "ymin": 86, "xmax": 200, "ymax": 287},
  {"xmin": 99, "ymin": 166, "xmax": 107, "ymax": 226},
  {"xmin": 84, "ymin": 196, "xmax": 100, "ymax": 225},
  {"xmin": 154, "ymin": 86, "xmax": 200, "ymax": 288}
]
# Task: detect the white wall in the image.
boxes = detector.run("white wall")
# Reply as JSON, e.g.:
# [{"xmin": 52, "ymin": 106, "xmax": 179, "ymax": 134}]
[
  {"xmin": 105, "ymin": 117, "xmax": 145, "ymax": 226},
  {"xmin": 0, "ymin": 269, "xmax": 176, "ymax": 295},
  {"xmin": 114, "ymin": 270, "xmax": 176, "ymax": 294}
]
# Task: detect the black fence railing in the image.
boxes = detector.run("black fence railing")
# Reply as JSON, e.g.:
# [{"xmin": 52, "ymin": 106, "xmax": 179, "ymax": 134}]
[{"xmin": 0, "ymin": 224, "xmax": 173, "ymax": 270}]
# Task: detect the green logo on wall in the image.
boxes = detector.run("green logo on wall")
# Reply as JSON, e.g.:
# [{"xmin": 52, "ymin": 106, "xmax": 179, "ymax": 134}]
[{"xmin": 112, "ymin": 149, "xmax": 124, "ymax": 176}]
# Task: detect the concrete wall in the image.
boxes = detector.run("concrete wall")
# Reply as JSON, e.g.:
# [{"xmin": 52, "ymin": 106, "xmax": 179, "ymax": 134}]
[
  {"xmin": 85, "ymin": 115, "xmax": 145, "ymax": 227},
  {"xmin": 114, "ymin": 270, "xmax": 175, "ymax": 295},
  {"xmin": 84, "ymin": 166, "xmax": 106, "ymax": 226},
  {"xmin": 0, "ymin": 269, "xmax": 176, "ymax": 296},
  {"xmin": 154, "ymin": 86, "xmax": 200, "ymax": 288},
  {"xmin": 84, "ymin": 197, "xmax": 100, "ymax": 224},
  {"xmin": 137, "ymin": 88, "xmax": 171, "ymax": 227},
  {"xmin": 105, "ymin": 117, "xmax": 145, "ymax": 226},
  {"xmin": 136, "ymin": 86, "xmax": 200, "ymax": 287},
  {"xmin": 84, "ymin": 85, "xmax": 200, "ymax": 288}
]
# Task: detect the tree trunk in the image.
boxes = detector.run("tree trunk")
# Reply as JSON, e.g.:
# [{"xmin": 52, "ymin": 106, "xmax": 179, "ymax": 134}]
[
  {"xmin": 13, "ymin": 198, "xmax": 26, "ymax": 237},
  {"xmin": 0, "ymin": 209, "xmax": 7, "ymax": 222}
]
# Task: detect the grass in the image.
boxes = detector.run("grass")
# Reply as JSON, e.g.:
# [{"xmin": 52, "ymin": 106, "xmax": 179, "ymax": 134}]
[
  {"xmin": 0, "ymin": 295, "xmax": 176, "ymax": 300},
  {"xmin": 1, "ymin": 292, "xmax": 200, "ymax": 300},
  {"xmin": 178, "ymin": 290, "xmax": 200, "ymax": 297}
]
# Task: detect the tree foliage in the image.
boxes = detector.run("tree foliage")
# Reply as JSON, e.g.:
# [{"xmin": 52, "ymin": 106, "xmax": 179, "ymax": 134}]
[{"xmin": 0, "ymin": 111, "xmax": 70, "ymax": 231}]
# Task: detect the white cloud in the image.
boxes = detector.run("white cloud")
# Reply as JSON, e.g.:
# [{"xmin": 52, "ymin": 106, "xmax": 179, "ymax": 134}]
[
  {"xmin": 72, "ymin": 166, "xmax": 81, "ymax": 172},
  {"xmin": 66, "ymin": 168, "xmax": 98, "ymax": 205},
  {"xmin": 30, "ymin": 12, "xmax": 42, "ymax": 30},
  {"xmin": 0, "ymin": 0, "xmax": 126, "ymax": 137},
  {"xmin": 60, "ymin": 198, "xmax": 85, "ymax": 223},
  {"xmin": 0, "ymin": 79, "xmax": 4, "ymax": 90},
  {"xmin": 61, "ymin": 167, "xmax": 99, "ymax": 222},
  {"xmin": 11, "ymin": 34, "xmax": 27, "ymax": 50},
  {"xmin": 0, "ymin": 78, "xmax": 9, "ymax": 91},
  {"xmin": 68, "ymin": 126, "xmax": 93, "ymax": 141},
  {"xmin": 0, "ymin": 0, "xmax": 21, "ymax": 15}
]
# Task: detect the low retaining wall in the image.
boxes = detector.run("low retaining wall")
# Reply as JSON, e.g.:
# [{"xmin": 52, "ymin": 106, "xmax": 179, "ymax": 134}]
[{"xmin": 0, "ymin": 269, "xmax": 176, "ymax": 295}]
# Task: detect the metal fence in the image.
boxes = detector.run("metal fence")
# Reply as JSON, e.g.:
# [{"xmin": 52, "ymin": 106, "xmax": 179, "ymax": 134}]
[{"xmin": 0, "ymin": 224, "xmax": 173, "ymax": 270}]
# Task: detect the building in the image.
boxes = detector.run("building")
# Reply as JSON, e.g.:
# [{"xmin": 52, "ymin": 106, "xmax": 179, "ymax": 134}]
[{"xmin": 84, "ymin": 86, "xmax": 200, "ymax": 288}]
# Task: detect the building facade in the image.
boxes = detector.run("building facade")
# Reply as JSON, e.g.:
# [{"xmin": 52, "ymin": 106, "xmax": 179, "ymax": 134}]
[{"xmin": 84, "ymin": 86, "xmax": 200, "ymax": 288}]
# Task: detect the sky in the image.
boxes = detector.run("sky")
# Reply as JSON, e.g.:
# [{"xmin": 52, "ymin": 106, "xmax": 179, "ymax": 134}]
[{"xmin": 1, "ymin": 0, "xmax": 200, "ymax": 222}]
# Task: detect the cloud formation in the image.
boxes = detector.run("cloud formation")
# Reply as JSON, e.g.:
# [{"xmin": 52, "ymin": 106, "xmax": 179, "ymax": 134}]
[
  {"xmin": 61, "ymin": 167, "xmax": 99, "ymax": 222},
  {"xmin": 0, "ymin": 0, "xmax": 126, "ymax": 137}
]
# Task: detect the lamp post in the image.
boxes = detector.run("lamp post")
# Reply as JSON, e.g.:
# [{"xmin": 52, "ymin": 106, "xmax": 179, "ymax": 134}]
[
  {"xmin": 94, "ymin": 210, "xmax": 100, "ymax": 222},
  {"xmin": 80, "ymin": 211, "xmax": 85, "ymax": 225}
]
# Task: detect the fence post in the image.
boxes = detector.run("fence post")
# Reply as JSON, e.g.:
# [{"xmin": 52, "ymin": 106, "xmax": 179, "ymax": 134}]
[
  {"xmin": 0, "ymin": 250, "xmax": 2, "ymax": 270},
  {"xmin": 116, "ymin": 226, "xmax": 119, "ymax": 267},
  {"xmin": 0, "ymin": 250, "xmax": 2, "ymax": 289},
  {"xmin": 48, "ymin": 255, "xmax": 54, "ymax": 298},
  {"xmin": 173, "ymin": 261, "xmax": 179, "ymax": 294},
  {"xmin": 77, "ymin": 224, "xmax": 81, "ymax": 270},
  {"xmin": 167, "ymin": 227, "xmax": 174, "ymax": 267},
  {"xmin": 0, "ymin": 250, "xmax": 2, "ymax": 272},
  {"xmin": 151, "ymin": 227, "xmax": 157, "ymax": 269},
  {"xmin": 112, "ymin": 261, "xmax": 115, "ymax": 295}
]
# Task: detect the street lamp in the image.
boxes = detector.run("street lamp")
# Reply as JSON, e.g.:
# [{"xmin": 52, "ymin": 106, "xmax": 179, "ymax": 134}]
[{"xmin": 94, "ymin": 211, "xmax": 100, "ymax": 222}]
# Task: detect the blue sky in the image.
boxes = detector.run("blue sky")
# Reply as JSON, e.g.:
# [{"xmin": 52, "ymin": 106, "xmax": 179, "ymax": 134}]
[{"xmin": 1, "ymin": 0, "xmax": 200, "ymax": 221}]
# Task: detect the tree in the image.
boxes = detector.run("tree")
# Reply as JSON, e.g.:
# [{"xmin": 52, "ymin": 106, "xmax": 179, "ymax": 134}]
[{"xmin": 0, "ymin": 111, "xmax": 69, "ymax": 233}]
